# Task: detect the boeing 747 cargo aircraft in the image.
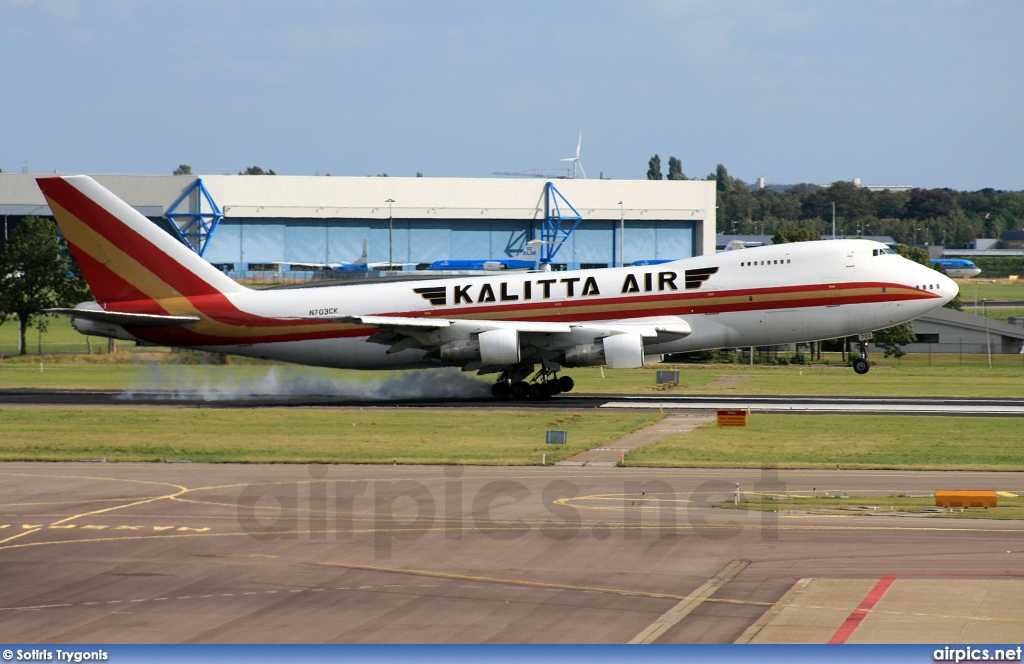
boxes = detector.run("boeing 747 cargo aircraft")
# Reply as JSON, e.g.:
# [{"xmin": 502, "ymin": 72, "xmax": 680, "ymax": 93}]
[{"xmin": 39, "ymin": 176, "xmax": 956, "ymax": 399}]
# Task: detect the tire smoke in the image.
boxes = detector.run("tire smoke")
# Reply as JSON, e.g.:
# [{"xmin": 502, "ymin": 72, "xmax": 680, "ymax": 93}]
[{"xmin": 120, "ymin": 364, "xmax": 492, "ymax": 401}]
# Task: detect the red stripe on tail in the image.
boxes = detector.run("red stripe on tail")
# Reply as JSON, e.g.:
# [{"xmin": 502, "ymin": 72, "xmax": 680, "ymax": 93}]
[{"xmin": 38, "ymin": 177, "xmax": 226, "ymax": 302}]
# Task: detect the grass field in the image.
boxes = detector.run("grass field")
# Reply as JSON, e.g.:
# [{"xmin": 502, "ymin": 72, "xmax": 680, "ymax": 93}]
[
  {"xmin": 956, "ymin": 278, "xmax": 1024, "ymax": 303},
  {"xmin": 970, "ymin": 306, "xmax": 1024, "ymax": 323},
  {"xmin": 0, "ymin": 407, "xmax": 659, "ymax": 465},
  {"xmin": 626, "ymin": 414, "xmax": 1024, "ymax": 471},
  {"xmin": 0, "ymin": 316, "xmax": 104, "ymax": 356},
  {"xmin": 722, "ymin": 494, "xmax": 1024, "ymax": 520},
  {"xmin": 3, "ymin": 353, "xmax": 1024, "ymax": 397},
  {"xmin": 1, "ymin": 407, "xmax": 1021, "ymax": 471}
]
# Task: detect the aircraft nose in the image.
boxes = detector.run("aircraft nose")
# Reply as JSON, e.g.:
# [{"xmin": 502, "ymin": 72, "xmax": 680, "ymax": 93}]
[
  {"xmin": 938, "ymin": 271, "xmax": 959, "ymax": 305},
  {"xmin": 926, "ymin": 266, "xmax": 959, "ymax": 306},
  {"xmin": 908, "ymin": 261, "xmax": 957, "ymax": 307}
]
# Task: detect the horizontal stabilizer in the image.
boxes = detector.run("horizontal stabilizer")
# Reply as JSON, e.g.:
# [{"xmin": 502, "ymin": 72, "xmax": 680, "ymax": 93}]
[{"xmin": 45, "ymin": 308, "xmax": 201, "ymax": 328}]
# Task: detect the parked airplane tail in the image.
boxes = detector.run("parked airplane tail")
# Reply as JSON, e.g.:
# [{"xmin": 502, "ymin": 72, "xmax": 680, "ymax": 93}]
[
  {"xmin": 37, "ymin": 176, "xmax": 247, "ymax": 307},
  {"xmin": 353, "ymin": 238, "xmax": 369, "ymax": 268}
]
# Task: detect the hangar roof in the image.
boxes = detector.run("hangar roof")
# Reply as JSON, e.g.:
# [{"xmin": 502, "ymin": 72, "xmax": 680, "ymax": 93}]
[
  {"xmin": 0, "ymin": 173, "xmax": 714, "ymax": 222},
  {"xmin": 918, "ymin": 306, "xmax": 1024, "ymax": 340}
]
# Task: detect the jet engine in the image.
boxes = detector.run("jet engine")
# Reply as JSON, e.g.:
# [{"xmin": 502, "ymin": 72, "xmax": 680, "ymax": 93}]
[
  {"xmin": 564, "ymin": 333, "xmax": 644, "ymax": 369},
  {"xmin": 440, "ymin": 328, "xmax": 521, "ymax": 365}
]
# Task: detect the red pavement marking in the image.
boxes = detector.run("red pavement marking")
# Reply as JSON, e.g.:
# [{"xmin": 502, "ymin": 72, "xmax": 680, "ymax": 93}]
[{"xmin": 828, "ymin": 574, "xmax": 898, "ymax": 644}]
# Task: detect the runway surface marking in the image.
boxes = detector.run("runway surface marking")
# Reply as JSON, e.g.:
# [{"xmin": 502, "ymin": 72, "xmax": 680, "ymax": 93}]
[
  {"xmin": 629, "ymin": 559, "xmax": 748, "ymax": 644},
  {"xmin": 4, "ymin": 518, "xmax": 1024, "ymax": 555},
  {"xmin": 0, "ymin": 582, "xmax": 468, "ymax": 614},
  {"xmin": 741, "ymin": 576, "xmax": 1024, "ymax": 643},
  {"xmin": 828, "ymin": 574, "xmax": 898, "ymax": 643},
  {"xmin": 315, "ymin": 560, "xmax": 773, "ymax": 608},
  {"xmin": 734, "ymin": 578, "xmax": 812, "ymax": 643},
  {"xmin": 601, "ymin": 401, "xmax": 1024, "ymax": 415}
]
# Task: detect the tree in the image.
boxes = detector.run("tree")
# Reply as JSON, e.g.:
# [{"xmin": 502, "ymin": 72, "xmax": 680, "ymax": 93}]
[
  {"xmin": 0, "ymin": 216, "xmax": 88, "ymax": 354},
  {"xmin": 894, "ymin": 244, "xmax": 930, "ymax": 266},
  {"xmin": 173, "ymin": 164, "xmax": 192, "ymax": 175},
  {"xmin": 871, "ymin": 322, "xmax": 917, "ymax": 358},
  {"xmin": 907, "ymin": 188, "xmax": 953, "ymax": 220},
  {"xmin": 667, "ymin": 156, "xmax": 686, "ymax": 180},
  {"xmin": 646, "ymin": 155, "xmax": 662, "ymax": 180},
  {"xmin": 240, "ymin": 166, "xmax": 277, "ymax": 175},
  {"xmin": 772, "ymin": 227, "xmax": 821, "ymax": 244}
]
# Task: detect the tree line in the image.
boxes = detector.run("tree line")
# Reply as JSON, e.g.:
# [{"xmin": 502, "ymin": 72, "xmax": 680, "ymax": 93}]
[{"xmin": 647, "ymin": 158, "xmax": 1024, "ymax": 246}]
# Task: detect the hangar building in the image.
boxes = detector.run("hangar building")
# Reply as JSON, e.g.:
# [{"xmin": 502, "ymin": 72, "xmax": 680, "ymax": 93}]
[{"xmin": 0, "ymin": 173, "xmax": 717, "ymax": 271}]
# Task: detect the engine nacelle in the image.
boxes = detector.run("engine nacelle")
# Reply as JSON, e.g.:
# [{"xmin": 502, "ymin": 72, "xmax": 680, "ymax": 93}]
[
  {"xmin": 478, "ymin": 328, "xmax": 520, "ymax": 365},
  {"xmin": 564, "ymin": 333, "xmax": 645, "ymax": 369},
  {"xmin": 439, "ymin": 338, "xmax": 480, "ymax": 363},
  {"xmin": 603, "ymin": 333, "xmax": 644, "ymax": 368},
  {"xmin": 440, "ymin": 329, "xmax": 521, "ymax": 365},
  {"xmin": 564, "ymin": 342, "xmax": 605, "ymax": 367}
]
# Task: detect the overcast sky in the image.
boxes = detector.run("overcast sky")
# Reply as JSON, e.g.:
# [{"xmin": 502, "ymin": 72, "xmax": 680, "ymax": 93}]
[{"xmin": 2, "ymin": 0, "xmax": 1022, "ymax": 190}]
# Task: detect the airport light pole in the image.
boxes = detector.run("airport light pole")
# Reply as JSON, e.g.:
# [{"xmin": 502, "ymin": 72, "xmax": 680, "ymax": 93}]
[
  {"xmin": 831, "ymin": 202, "xmax": 836, "ymax": 240},
  {"xmin": 974, "ymin": 279, "xmax": 995, "ymax": 315},
  {"xmin": 618, "ymin": 201, "xmax": 624, "ymax": 267},
  {"xmin": 983, "ymin": 298, "xmax": 992, "ymax": 369},
  {"xmin": 386, "ymin": 198, "xmax": 395, "ymax": 269}
]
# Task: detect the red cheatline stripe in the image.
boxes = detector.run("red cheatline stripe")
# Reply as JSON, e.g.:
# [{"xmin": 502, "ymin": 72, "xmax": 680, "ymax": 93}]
[{"xmin": 828, "ymin": 575, "xmax": 898, "ymax": 644}]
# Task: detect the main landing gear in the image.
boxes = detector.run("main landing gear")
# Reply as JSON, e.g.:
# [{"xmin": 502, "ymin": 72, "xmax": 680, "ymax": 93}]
[
  {"xmin": 491, "ymin": 366, "xmax": 574, "ymax": 400},
  {"xmin": 852, "ymin": 337, "xmax": 871, "ymax": 375}
]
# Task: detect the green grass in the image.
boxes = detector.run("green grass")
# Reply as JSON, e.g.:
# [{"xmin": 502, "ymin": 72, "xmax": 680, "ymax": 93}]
[
  {"xmin": 626, "ymin": 414, "xmax": 1024, "ymax": 471},
  {"xmin": 973, "ymin": 306, "xmax": 1024, "ymax": 323},
  {"xmin": 3, "ymin": 354, "xmax": 1024, "ymax": 397},
  {"xmin": 721, "ymin": 494, "xmax": 1024, "ymax": 520},
  {"xmin": 956, "ymin": 278, "xmax": 1024, "ymax": 303},
  {"xmin": 0, "ymin": 407, "xmax": 660, "ymax": 465},
  {"xmin": 0, "ymin": 316, "xmax": 111, "ymax": 356},
  {"xmin": 569, "ymin": 357, "xmax": 1024, "ymax": 398}
]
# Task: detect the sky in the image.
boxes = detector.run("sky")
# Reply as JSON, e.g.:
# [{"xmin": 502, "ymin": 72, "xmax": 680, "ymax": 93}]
[{"xmin": 2, "ymin": 0, "xmax": 1022, "ymax": 191}]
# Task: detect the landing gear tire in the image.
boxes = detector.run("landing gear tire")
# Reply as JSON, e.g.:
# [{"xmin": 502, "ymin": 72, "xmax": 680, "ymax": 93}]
[
  {"xmin": 557, "ymin": 376, "xmax": 575, "ymax": 393},
  {"xmin": 852, "ymin": 338, "xmax": 871, "ymax": 375},
  {"xmin": 511, "ymin": 381, "xmax": 530, "ymax": 399},
  {"xmin": 545, "ymin": 380, "xmax": 562, "ymax": 396},
  {"xmin": 491, "ymin": 382, "xmax": 509, "ymax": 398},
  {"xmin": 528, "ymin": 383, "xmax": 545, "ymax": 399}
]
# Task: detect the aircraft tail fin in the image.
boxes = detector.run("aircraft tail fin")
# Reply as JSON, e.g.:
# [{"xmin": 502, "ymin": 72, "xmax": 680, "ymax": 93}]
[
  {"xmin": 37, "ymin": 175, "xmax": 247, "ymax": 306},
  {"xmin": 353, "ymin": 238, "xmax": 369, "ymax": 268},
  {"xmin": 518, "ymin": 239, "xmax": 544, "ymax": 267}
]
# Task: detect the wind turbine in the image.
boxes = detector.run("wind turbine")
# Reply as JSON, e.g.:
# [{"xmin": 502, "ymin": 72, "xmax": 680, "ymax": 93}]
[{"xmin": 559, "ymin": 131, "xmax": 587, "ymax": 179}]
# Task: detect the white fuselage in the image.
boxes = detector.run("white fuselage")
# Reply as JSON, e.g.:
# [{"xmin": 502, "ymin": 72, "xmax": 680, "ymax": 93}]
[{"xmin": 145, "ymin": 239, "xmax": 955, "ymax": 370}]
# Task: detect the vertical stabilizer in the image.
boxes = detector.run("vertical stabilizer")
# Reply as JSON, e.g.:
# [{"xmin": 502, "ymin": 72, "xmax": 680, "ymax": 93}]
[{"xmin": 37, "ymin": 175, "xmax": 246, "ymax": 307}]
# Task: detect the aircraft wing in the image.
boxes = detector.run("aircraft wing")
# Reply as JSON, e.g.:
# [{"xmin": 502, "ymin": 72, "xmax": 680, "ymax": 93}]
[
  {"xmin": 333, "ymin": 315, "xmax": 572, "ymax": 333},
  {"xmin": 318, "ymin": 314, "xmax": 691, "ymax": 370}
]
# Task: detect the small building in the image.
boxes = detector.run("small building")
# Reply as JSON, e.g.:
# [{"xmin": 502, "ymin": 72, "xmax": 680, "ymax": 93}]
[{"xmin": 897, "ymin": 307, "xmax": 1024, "ymax": 355}]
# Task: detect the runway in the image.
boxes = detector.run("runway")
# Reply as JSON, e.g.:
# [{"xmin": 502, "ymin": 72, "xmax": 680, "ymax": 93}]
[
  {"xmin": 2, "ymin": 462, "xmax": 1023, "ymax": 643},
  {"xmin": 2, "ymin": 389, "xmax": 1024, "ymax": 416}
]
